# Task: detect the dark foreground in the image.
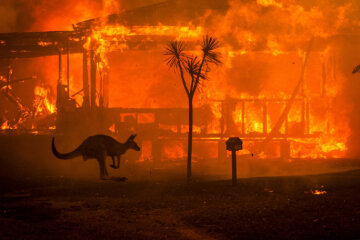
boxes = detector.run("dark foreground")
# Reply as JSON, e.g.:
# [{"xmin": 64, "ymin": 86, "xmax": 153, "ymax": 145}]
[{"xmin": 0, "ymin": 170, "xmax": 360, "ymax": 240}]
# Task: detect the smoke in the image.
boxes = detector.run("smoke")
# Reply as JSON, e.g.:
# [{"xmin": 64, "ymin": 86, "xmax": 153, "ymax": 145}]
[
  {"xmin": 0, "ymin": 0, "xmax": 129, "ymax": 32},
  {"xmin": 0, "ymin": 1, "xmax": 18, "ymax": 32}
]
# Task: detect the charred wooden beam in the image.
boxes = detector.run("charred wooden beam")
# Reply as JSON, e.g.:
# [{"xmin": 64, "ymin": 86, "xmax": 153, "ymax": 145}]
[
  {"xmin": 0, "ymin": 31, "xmax": 84, "ymax": 58},
  {"xmin": 58, "ymin": 50, "xmax": 62, "ymax": 85},
  {"xmin": 103, "ymin": 69, "xmax": 109, "ymax": 107},
  {"xmin": 90, "ymin": 48, "xmax": 96, "ymax": 108},
  {"xmin": 66, "ymin": 41, "xmax": 70, "ymax": 99},
  {"xmin": 82, "ymin": 50, "xmax": 90, "ymax": 108},
  {"xmin": 56, "ymin": 51, "xmax": 62, "ymax": 110}
]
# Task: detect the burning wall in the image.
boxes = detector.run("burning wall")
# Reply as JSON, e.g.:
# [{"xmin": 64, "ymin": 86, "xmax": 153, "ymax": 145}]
[{"xmin": 1, "ymin": 0, "xmax": 360, "ymax": 160}]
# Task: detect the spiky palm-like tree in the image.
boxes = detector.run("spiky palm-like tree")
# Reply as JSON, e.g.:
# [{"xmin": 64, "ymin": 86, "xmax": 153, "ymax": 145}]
[{"xmin": 165, "ymin": 35, "xmax": 221, "ymax": 180}]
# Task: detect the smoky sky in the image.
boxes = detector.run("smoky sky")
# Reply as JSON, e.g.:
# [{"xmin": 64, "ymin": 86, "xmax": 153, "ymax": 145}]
[{"xmin": 0, "ymin": 0, "xmax": 167, "ymax": 32}]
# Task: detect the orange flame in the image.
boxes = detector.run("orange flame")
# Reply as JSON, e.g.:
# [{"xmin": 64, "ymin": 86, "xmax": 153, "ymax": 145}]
[
  {"xmin": 33, "ymin": 86, "xmax": 56, "ymax": 116},
  {"xmin": 3, "ymin": 0, "xmax": 355, "ymax": 160}
]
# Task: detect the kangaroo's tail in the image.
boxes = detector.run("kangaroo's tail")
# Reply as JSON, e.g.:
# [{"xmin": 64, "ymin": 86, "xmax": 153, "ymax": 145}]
[{"xmin": 52, "ymin": 137, "xmax": 81, "ymax": 159}]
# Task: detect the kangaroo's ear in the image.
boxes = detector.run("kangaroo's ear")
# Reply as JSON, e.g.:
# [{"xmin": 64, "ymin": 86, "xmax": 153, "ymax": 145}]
[{"xmin": 127, "ymin": 134, "xmax": 137, "ymax": 141}]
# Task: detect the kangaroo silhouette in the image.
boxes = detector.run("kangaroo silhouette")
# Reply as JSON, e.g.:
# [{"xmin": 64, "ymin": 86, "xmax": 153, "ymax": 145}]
[{"xmin": 52, "ymin": 134, "xmax": 141, "ymax": 179}]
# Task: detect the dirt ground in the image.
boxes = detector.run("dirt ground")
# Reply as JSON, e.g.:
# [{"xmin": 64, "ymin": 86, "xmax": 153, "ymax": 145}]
[{"xmin": 0, "ymin": 168, "xmax": 360, "ymax": 240}]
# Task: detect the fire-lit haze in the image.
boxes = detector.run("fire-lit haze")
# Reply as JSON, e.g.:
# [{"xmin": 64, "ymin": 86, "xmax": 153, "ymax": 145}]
[{"xmin": 1, "ymin": 0, "xmax": 360, "ymax": 168}]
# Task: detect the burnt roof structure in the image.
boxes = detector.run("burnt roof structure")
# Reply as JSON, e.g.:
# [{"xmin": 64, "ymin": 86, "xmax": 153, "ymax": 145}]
[
  {"xmin": 0, "ymin": 0, "xmax": 229, "ymax": 59},
  {"xmin": 0, "ymin": 31, "xmax": 83, "ymax": 58}
]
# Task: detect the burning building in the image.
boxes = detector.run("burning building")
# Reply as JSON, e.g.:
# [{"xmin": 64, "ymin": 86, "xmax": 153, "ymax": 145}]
[{"xmin": 0, "ymin": 0, "xmax": 359, "ymax": 172}]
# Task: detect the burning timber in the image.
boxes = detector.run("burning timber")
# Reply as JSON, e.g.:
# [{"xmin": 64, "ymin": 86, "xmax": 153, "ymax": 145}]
[
  {"xmin": 0, "ymin": 2, "xmax": 354, "ymax": 166},
  {"xmin": 0, "ymin": 31, "xmax": 349, "ymax": 161}
]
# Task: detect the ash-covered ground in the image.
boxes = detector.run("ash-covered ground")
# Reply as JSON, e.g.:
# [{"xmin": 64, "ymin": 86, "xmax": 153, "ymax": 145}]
[{"xmin": 0, "ymin": 168, "xmax": 360, "ymax": 240}]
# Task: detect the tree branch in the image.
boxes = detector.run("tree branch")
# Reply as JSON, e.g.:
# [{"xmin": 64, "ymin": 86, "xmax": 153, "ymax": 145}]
[
  {"xmin": 191, "ymin": 55, "xmax": 206, "ymax": 98},
  {"xmin": 178, "ymin": 59, "xmax": 190, "ymax": 97}
]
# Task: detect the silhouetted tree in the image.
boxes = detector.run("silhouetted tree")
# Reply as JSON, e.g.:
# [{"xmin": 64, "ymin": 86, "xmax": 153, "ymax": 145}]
[
  {"xmin": 165, "ymin": 35, "xmax": 221, "ymax": 180},
  {"xmin": 353, "ymin": 64, "xmax": 360, "ymax": 74}
]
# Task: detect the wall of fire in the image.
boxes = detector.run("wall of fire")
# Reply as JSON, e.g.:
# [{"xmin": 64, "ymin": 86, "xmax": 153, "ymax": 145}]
[{"xmin": 1, "ymin": 0, "xmax": 359, "ymax": 161}]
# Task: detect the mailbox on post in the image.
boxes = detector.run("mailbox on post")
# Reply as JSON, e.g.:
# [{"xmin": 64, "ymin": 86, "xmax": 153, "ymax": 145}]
[
  {"xmin": 226, "ymin": 137, "xmax": 243, "ymax": 151},
  {"xmin": 226, "ymin": 137, "xmax": 243, "ymax": 186}
]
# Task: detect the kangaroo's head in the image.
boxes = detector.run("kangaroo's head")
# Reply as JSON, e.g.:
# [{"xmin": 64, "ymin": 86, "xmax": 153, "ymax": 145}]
[{"xmin": 126, "ymin": 134, "xmax": 141, "ymax": 151}]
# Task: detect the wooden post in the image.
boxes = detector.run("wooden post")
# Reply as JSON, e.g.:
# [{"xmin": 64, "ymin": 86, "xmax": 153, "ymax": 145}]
[
  {"xmin": 90, "ymin": 48, "xmax": 96, "ymax": 108},
  {"xmin": 99, "ymin": 65, "xmax": 103, "ymax": 108},
  {"xmin": 103, "ymin": 69, "xmax": 109, "ymax": 107},
  {"xmin": 226, "ymin": 137, "xmax": 242, "ymax": 186},
  {"xmin": 56, "ymin": 50, "xmax": 62, "ymax": 109},
  {"xmin": 58, "ymin": 50, "xmax": 62, "ymax": 85},
  {"xmin": 66, "ymin": 41, "xmax": 70, "ymax": 99},
  {"xmin": 82, "ymin": 50, "xmax": 90, "ymax": 108},
  {"xmin": 232, "ymin": 150, "xmax": 237, "ymax": 186}
]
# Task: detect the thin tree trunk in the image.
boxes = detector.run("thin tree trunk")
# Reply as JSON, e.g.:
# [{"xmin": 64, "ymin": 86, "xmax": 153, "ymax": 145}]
[{"xmin": 187, "ymin": 97, "xmax": 193, "ymax": 180}]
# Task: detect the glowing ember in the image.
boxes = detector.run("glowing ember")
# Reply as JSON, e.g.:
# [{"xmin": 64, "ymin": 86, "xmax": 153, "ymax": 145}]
[
  {"xmin": 109, "ymin": 123, "xmax": 116, "ymax": 133},
  {"xmin": 37, "ymin": 41, "xmax": 53, "ymax": 47},
  {"xmin": 1, "ymin": 121, "xmax": 10, "ymax": 130},
  {"xmin": 311, "ymin": 189, "xmax": 327, "ymax": 195}
]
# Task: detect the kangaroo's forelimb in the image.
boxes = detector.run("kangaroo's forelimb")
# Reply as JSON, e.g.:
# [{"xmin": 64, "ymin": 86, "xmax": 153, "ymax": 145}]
[{"xmin": 109, "ymin": 155, "xmax": 120, "ymax": 169}]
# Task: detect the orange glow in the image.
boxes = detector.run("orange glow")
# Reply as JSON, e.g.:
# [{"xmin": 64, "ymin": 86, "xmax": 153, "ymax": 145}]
[
  {"xmin": 33, "ymin": 86, "xmax": 56, "ymax": 116},
  {"xmin": 138, "ymin": 140, "xmax": 153, "ymax": 162},
  {"xmin": 257, "ymin": 0, "xmax": 283, "ymax": 8},
  {"xmin": 37, "ymin": 41, "xmax": 53, "ymax": 47},
  {"xmin": 109, "ymin": 123, "xmax": 115, "ymax": 133},
  {"xmin": 163, "ymin": 142, "xmax": 187, "ymax": 159},
  {"xmin": 85, "ymin": 24, "xmax": 202, "ymax": 72},
  {"xmin": 1, "ymin": 121, "xmax": 10, "ymax": 130},
  {"xmin": 1, "ymin": 0, "xmax": 355, "ymax": 160}
]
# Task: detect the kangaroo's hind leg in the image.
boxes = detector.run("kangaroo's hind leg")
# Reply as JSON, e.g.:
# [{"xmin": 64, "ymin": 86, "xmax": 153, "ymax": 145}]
[
  {"xmin": 104, "ymin": 158, "xmax": 109, "ymax": 176},
  {"xmin": 98, "ymin": 157, "xmax": 109, "ymax": 179},
  {"xmin": 97, "ymin": 147, "xmax": 108, "ymax": 179},
  {"xmin": 116, "ymin": 155, "xmax": 120, "ymax": 168}
]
